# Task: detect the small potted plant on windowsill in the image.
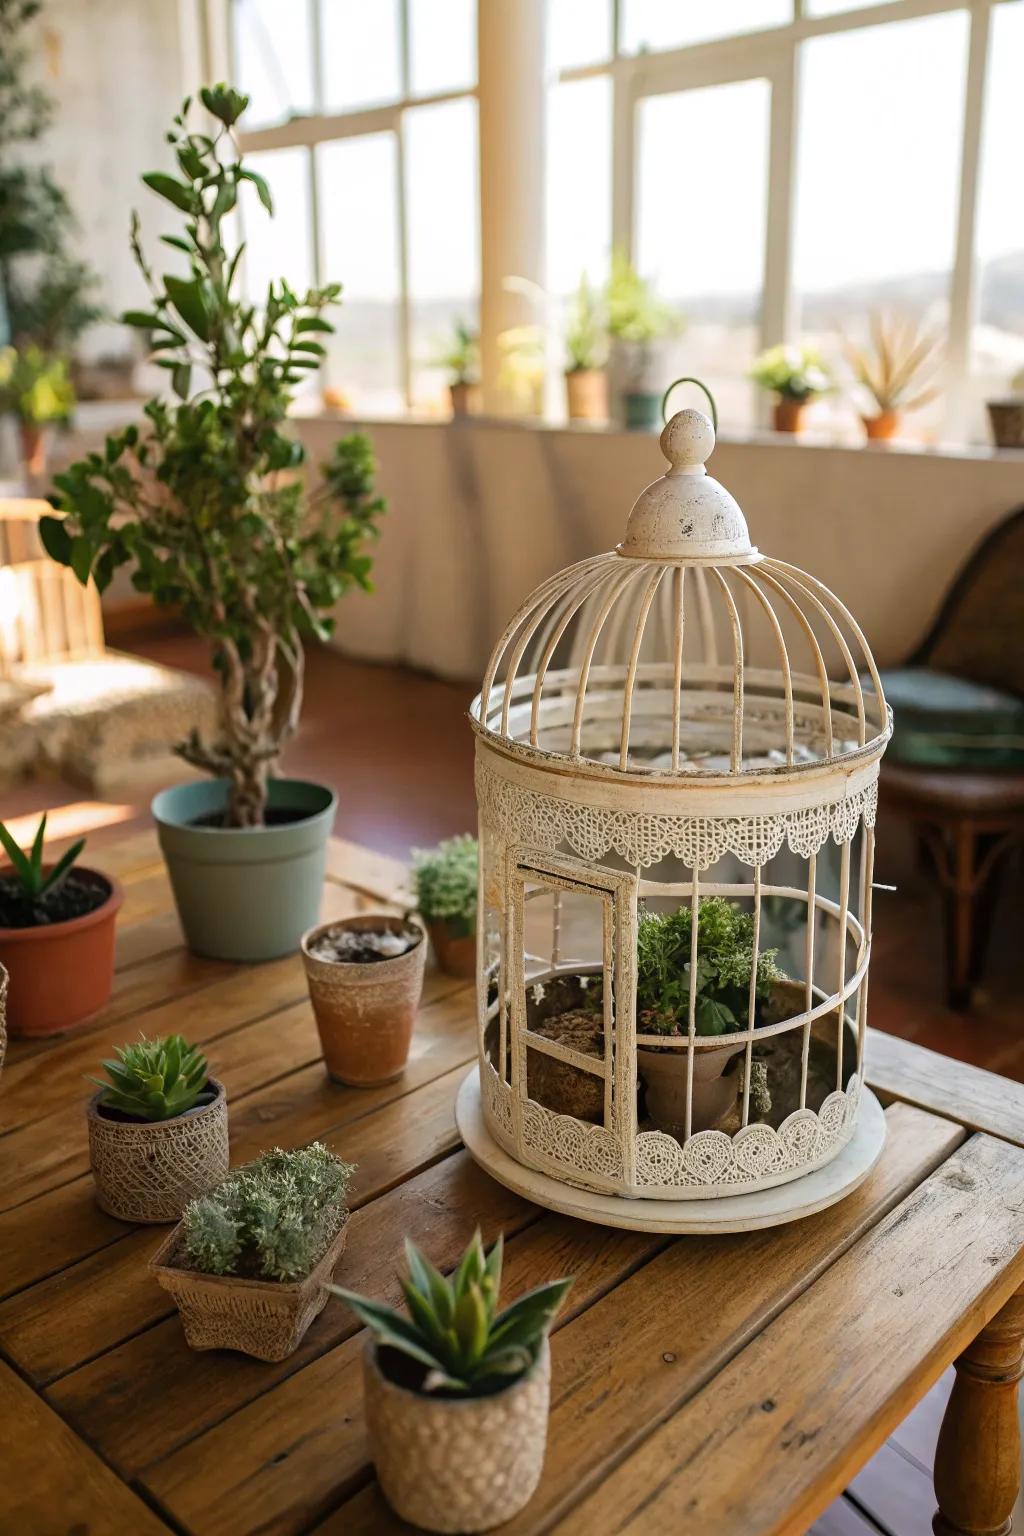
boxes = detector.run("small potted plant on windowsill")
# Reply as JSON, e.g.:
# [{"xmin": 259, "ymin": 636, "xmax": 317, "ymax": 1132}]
[
  {"xmin": 605, "ymin": 250, "xmax": 684, "ymax": 431},
  {"xmin": 635, "ymin": 897, "xmax": 784, "ymax": 1137},
  {"xmin": 151, "ymin": 1143, "xmax": 353, "ymax": 1360},
  {"xmin": 0, "ymin": 815, "xmax": 122, "ymax": 1038},
  {"xmin": 300, "ymin": 915, "xmax": 426, "ymax": 1085},
  {"xmin": 436, "ymin": 319, "xmax": 479, "ymax": 416},
  {"xmin": 843, "ymin": 310, "xmax": 941, "ymax": 442},
  {"xmin": 986, "ymin": 366, "xmax": 1024, "ymax": 449},
  {"xmin": 412, "ymin": 834, "xmax": 478, "ymax": 979},
  {"xmin": 330, "ymin": 1230, "xmax": 571, "ymax": 1534},
  {"xmin": 40, "ymin": 85, "xmax": 386, "ymax": 964},
  {"xmin": 750, "ymin": 343, "xmax": 830, "ymax": 433},
  {"xmin": 87, "ymin": 1034, "xmax": 228, "ymax": 1222},
  {"xmin": 0, "ymin": 344, "xmax": 75, "ymax": 478},
  {"xmin": 564, "ymin": 274, "xmax": 608, "ymax": 422}
]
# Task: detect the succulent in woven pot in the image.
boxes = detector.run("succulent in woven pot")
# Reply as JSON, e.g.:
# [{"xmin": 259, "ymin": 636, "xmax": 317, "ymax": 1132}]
[
  {"xmin": 87, "ymin": 1035, "xmax": 228, "ymax": 1223},
  {"xmin": 412, "ymin": 834, "xmax": 478, "ymax": 979},
  {"xmin": 331, "ymin": 1230, "xmax": 571, "ymax": 1533},
  {"xmin": 301, "ymin": 915, "xmax": 426, "ymax": 1086},
  {"xmin": 635, "ymin": 897, "xmax": 783, "ymax": 1139},
  {"xmin": 150, "ymin": 1143, "xmax": 354, "ymax": 1360}
]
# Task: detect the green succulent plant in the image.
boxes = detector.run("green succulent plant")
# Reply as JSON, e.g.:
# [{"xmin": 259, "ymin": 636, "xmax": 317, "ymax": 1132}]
[
  {"xmin": 91, "ymin": 1034, "xmax": 213, "ymax": 1122},
  {"xmin": 182, "ymin": 1143, "xmax": 353, "ymax": 1282},
  {"xmin": 0, "ymin": 813, "xmax": 84, "ymax": 915},
  {"xmin": 411, "ymin": 834, "xmax": 477, "ymax": 935},
  {"xmin": 330, "ymin": 1230, "xmax": 571, "ymax": 1396}
]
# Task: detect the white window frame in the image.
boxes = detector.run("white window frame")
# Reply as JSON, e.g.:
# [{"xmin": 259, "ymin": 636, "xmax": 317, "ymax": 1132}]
[
  {"xmin": 556, "ymin": 0, "xmax": 1013, "ymax": 442},
  {"xmin": 199, "ymin": 0, "xmax": 479, "ymax": 409}
]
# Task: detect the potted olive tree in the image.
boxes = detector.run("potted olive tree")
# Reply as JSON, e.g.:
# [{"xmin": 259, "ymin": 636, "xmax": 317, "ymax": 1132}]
[
  {"xmin": 87, "ymin": 1034, "xmax": 228, "ymax": 1222},
  {"xmin": 0, "ymin": 816, "xmax": 122, "ymax": 1038},
  {"xmin": 151, "ymin": 1142, "xmax": 353, "ymax": 1360},
  {"xmin": 564, "ymin": 275, "xmax": 608, "ymax": 422},
  {"xmin": 750, "ymin": 344, "xmax": 830, "ymax": 433},
  {"xmin": 331, "ymin": 1230, "xmax": 571, "ymax": 1533},
  {"xmin": 436, "ymin": 319, "xmax": 479, "ymax": 416},
  {"xmin": 843, "ymin": 311, "xmax": 940, "ymax": 441},
  {"xmin": 412, "ymin": 834, "xmax": 478, "ymax": 979},
  {"xmin": 300, "ymin": 914, "xmax": 426, "ymax": 1085},
  {"xmin": 605, "ymin": 250, "xmax": 683, "ymax": 430},
  {"xmin": 41, "ymin": 86, "xmax": 385, "ymax": 962}
]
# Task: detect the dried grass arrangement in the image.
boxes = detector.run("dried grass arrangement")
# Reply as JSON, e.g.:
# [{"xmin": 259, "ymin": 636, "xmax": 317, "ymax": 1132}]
[{"xmin": 843, "ymin": 310, "xmax": 941, "ymax": 438}]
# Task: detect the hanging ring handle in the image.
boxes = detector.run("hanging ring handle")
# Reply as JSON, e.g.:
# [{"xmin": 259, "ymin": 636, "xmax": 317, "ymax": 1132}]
[{"xmin": 661, "ymin": 376, "xmax": 718, "ymax": 432}]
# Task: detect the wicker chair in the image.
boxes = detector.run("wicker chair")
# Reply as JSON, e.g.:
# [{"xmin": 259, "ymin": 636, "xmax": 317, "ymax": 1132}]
[{"xmin": 879, "ymin": 506, "xmax": 1024, "ymax": 1008}]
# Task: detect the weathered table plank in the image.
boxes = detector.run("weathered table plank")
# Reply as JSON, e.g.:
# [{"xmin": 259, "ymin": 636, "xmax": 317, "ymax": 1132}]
[
  {"xmin": 867, "ymin": 1027, "xmax": 1024, "ymax": 1148},
  {"xmin": 548, "ymin": 1131, "xmax": 1024, "ymax": 1536}
]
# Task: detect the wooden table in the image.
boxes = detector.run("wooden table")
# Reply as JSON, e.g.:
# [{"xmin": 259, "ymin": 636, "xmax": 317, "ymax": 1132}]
[{"xmin": 2, "ymin": 829, "xmax": 1024, "ymax": 1536}]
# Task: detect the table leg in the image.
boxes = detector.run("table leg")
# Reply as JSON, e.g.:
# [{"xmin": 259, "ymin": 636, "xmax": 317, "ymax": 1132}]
[{"xmin": 933, "ymin": 1285, "xmax": 1024, "ymax": 1536}]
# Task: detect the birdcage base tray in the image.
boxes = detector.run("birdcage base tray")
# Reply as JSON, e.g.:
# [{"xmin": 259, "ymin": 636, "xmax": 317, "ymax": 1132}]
[{"xmin": 456, "ymin": 1070, "xmax": 886, "ymax": 1234}]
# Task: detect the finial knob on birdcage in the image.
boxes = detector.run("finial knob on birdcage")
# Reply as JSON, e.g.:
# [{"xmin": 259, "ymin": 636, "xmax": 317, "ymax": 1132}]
[{"xmin": 618, "ymin": 378, "xmax": 754, "ymax": 562}]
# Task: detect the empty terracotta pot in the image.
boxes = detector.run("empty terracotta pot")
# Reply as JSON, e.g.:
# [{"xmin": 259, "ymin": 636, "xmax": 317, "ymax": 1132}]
[
  {"xmin": 863, "ymin": 410, "xmax": 901, "ymax": 441},
  {"xmin": 637, "ymin": 1040, "xmax": 745, "ymax": 1138},
  {"xmin": 301, "ymin": 915, "xmax": 426, "ymax": 1086},
  {"xmin": 426, "ymin": 918, "xmax": 476, "ymax": 979},
  {"xmin": 772, "ymin": 398, "xmax": 806, "ymax": 434},
  {"xmin": 0, "ymin": 869, "xmax": 122, "ymax": 1038}
]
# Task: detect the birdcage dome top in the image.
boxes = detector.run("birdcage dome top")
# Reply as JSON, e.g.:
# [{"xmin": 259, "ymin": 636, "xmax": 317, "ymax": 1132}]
[{"xmin": 471, "ymin": 389, "xmax": 890, "ymax": 787}]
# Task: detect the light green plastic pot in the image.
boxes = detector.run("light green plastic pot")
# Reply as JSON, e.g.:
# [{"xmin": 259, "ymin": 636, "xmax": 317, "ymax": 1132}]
[{"xmin": 152, "ymin": 778, "xmax": 337, "ymax": 962}]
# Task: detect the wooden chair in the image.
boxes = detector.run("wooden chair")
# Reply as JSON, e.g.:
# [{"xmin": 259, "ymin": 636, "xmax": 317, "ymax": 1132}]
[{"xmin": 880, "ymin": 506, "xmax": 1024, "ymax": 1008}]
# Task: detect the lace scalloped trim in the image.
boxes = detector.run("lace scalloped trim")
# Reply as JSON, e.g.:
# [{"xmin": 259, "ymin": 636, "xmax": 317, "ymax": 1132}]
[
  {"xmin": 476, "ymin": 759, "xmax": 876, "ymax": 870},
  {"xmin": 480, "ymin": 1060, "xmax": 861, "ymax": 1198}
]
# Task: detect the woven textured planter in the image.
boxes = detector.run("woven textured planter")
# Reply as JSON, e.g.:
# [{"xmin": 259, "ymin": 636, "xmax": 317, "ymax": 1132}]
[
  {"xmin": 302, "ymin": 916, "xmax": 426, "ymax": 1085},
  {"xmin": 987, "ymin": 400, "xmax": 1024, "ymax": 449},
  {"xmin": 150, "ymin": 1209, "xmax": 348, "ymax": 1360},
  {"xmin": 364, "ymin": 1338, "xmax": 551, "ymax": 1533},
  {"xmin": 87, "ymin": 1079, "xmax": 228, "ymax": 1224}
]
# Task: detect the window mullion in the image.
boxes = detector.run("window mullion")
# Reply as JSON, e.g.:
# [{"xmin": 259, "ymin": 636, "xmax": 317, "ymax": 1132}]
[
  {"xmin": 396, "ymin": 119, "xmax": 413, "ymax": 409},
  {"xmin": 761, "ymin": 42, "xmax": 799, "ymax": 354},
  {"xmin": 945, "ymin": 0, "xmax": 991, "ymax": 441}
]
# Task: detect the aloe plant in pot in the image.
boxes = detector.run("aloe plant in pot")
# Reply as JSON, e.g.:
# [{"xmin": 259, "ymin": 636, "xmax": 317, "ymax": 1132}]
[
  {"xmin": 331, "ymin": 1230, "xmax": 571, "ymax": 1533},
  {"xmin": 0, "ymin": 815, "xmax": 122, "ymax": 1038},
  {"xmin": 39, "ymin": 84, "xmax": 385, "ymax": 962}
]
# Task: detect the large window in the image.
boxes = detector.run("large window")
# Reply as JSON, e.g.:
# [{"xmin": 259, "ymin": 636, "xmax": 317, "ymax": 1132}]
[
  {"xmin": 548, "ymin": 0, "xmax": 1024, "ymax": 444},
  {"xmin": 230, "ymin": 0, "xmax": 479, "ymax": 412}
]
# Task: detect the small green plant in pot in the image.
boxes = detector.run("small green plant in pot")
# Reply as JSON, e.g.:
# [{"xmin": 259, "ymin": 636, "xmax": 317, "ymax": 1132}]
[
  {"xmin": 436, "ymin": 318, "xmax": 479, "ymax": 415},
  {"xmin": 86, "ymin": 1034, "xmax": 228, "ymax": 1223},
  {"xmin": 635, "ymin": 896, "xmax": 784, "ymax": 1139},
  {"xmin": 564, "ymin": 274, "xmax": 608, "ymax": 422},
  {"xmin": 412, "ymin": 834, "xmax": 478, "ymax": 978},
  {"xmin": 749, "ymin": 343, "xmax": 830, "ymax": 434},
  {"xmin": 150, "ymin": 1142, "xmax": 354, "ymax": 1360},
  {"xmin": 605, "ymin": 249, "xmax": 683, "ymax": 430},
  {"xmin": 39, "ymin": 84, "xmax": 386, "ymax": 962},
  {"xmin": 0, "ymin": 815, "xmax": 122, "ymax": 1038},
  {"xmin": 330, "ymin": 1230, "xmax": 571, "ymax": 1533}
]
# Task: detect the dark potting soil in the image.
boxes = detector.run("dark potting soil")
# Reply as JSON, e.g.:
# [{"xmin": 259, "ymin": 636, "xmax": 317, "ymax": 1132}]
[
  {"xmin": 0, "ymin": 871, "xmax": 110, "ymax": 929},
  {"xmin": 310, "ymin": 925, "xmax": 422, "ymax": 964},
  {"xmin": 190, "ymin": 807, "xmax": 313, "ymax": 829}
]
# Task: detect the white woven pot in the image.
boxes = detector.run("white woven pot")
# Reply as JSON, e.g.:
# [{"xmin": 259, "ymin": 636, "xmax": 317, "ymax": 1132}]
[
  {"xmin": 364, "ymin": 1338, "xmax": 551, "ymax": 1533},
  {"xmin": 87, "ymin": 1079, "xmax": 229, "ymax": 1224}
]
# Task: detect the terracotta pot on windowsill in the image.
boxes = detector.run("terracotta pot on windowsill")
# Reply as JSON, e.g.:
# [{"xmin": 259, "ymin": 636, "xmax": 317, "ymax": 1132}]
[
  {"xmin": 19, "ymin": 421, "xmax": 47, "ymax": 477},
  {"xmin": 565, "ymin": 369, "xmax": 608, "ymax": 422},
  {"xmin": 772, "ymin": 397, "xmax": 807, "ymax": 434},
  {"xmin": 863, "ymin": 410, "xmax": 901, "ymax": 442}
]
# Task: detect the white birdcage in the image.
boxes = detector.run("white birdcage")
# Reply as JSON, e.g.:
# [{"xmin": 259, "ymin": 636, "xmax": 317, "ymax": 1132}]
[{"xmin": 458, "ymin": 381, "xmax": 893, "ymax": 1233}]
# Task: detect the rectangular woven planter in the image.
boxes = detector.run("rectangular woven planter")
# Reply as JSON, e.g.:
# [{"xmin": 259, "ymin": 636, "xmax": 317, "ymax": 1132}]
[{"xmin": 149, "ymin": 1212, "xmax": 348, "ymax": 1361}]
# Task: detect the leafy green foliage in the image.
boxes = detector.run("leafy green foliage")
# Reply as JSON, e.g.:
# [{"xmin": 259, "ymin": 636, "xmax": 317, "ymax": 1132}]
[
  {"xmin": 434, "ymin": 318, "xmax": 478, "ymax": 385},
  {"xmin": 330, "ymin": 1230, "xmax": 571, "ymax": 1396},
  {"xmin": 0, "ymin": 343, "xmax": 74, "ymax": 424},
  {"xmin": 40, "ymin": 85, "xmax": 386, "ymax": 825},
  {"xmin": 91, "ymin": 1034, "xmax": 213, "ymax": 1122},
  {"xmin": 605, "ymin": 249, "xmax": 683, "ymax": 347},
  {"xmin": 749, "ymin": 344, "xmax": 830, "ymax": 402},
  {"xmin": 182, "ymin": 1144, "xmax": 354, "ymax": 1282},
  {"xmin": 0, "ymin": 812, "xmax": 84, "ymax": 909},
  {"xmin": 636, "ymin": 896, "xmax": 783, "ymax": 1038},
  {"xmin": 411, "ymin": 834, "xmax": 477, "ymax": 932},
  {"xmin": 565, "ymin": 274, "xmax": 607, "ymax": 374}
]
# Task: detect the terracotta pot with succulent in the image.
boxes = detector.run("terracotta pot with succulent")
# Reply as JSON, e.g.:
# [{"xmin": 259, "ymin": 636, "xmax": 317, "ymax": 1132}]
[
  {"xmin": 151, "ymin": 1143, "xmax": 353, "ymax": 1360},
  {"xmin": 301, "ymin": 914, "xmax": 426, "ymax": 1085},
  {"xmin": 412, "ymin": 834, "xmax": 478, "ymax": 979},
  {"xmin": 563, "ymin": 275, "xmax": 608, "ymax": 422},
  {"xmin": 606, "ymin": 250, "xmax": 684, "ymax": 430},
  {"xmin": 39, "ymin": 85, "xmax": 385, "ymax": 963},
  {"xmin": 0, "ymin": 815, "xmax": 122, "ymax": 1038},
  {"xmin": 987, "ymin": 366, "xmax": 1024, "ymax": 449},
  {"xmin": 436, "ymin": 319, "xmax": 479, "ymax": 416},
  {"xmin": 843, "ymin": 310, "xmax": 941, "ymax": 442},
  {"xmin": 331, "ymin": 1230, "xmax": 571, "ymax": 1533},
  {"xmin": 750, "ymin": 344, "xmax": 830, "ymax": 433},
  {"xmin": 87, "ymin": 1034, "xmax": 228, "ymax": 1223}
]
